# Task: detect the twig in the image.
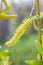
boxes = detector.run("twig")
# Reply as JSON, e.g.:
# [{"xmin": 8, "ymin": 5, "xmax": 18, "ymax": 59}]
[{"xmin": 36, "ymin": 0, "xmax": 42, "ymax": 60}]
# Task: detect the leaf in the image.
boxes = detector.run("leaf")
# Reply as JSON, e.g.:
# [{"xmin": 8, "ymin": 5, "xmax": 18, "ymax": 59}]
[
  {"xmin": 0, "ymin": 52, "xmax": 12, "ymax": 56},
  {"xmin": 36, "ymin": 41, "xmax": 43, "ymax": 55},
  {"xmin": 40, "ymin": 12, "xmax": 43, "ymax": 18},
  {"xmin": 29, "ymin": 7, "xmax": 34, "ymax": 18},
  {"xmin": 37, "ymin": 53, "xmax": 41, "ymax": 60},
  {"xmin": 42, "ymin": 36, "xmax": 43, "ymax": 44},
  {"xmin": 2, "ymin": 0, "xmax": 10, "ymax": 13},
  {"xmin": 3, "ymin": 6, "xmax": 10, "ymax": 14},
  {"xmin": 33, "ymin": 21, "xmax": 43, "ymax": 31},
  {"xmin": 33, "ymin": 21, "xmax": 38, "ymax": 31},
  {"xmin": 25, "ymin": 60, "xmax": 43, "ymax": 65}
]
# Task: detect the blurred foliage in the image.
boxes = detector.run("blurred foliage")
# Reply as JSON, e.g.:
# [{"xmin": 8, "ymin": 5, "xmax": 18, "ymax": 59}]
[{"xmin": 0, "ymin": 33, "xmax": 38, "ymax": 65}]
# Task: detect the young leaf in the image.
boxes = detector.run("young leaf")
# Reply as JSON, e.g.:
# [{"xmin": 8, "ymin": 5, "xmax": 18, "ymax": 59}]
[
  {"xmin": 37, "ymin": 53, "xmax": 43, "ymax": 60},
  {"xmin": 2, "ymin": 0, "xmax": 10, "ymax": 13},
  {"xmin": 36, "ymin": 41, "xmax": 43, "ymax": 55},
  {"xmin": 29, "ymin": 7, "xmax": 34, "ymax": 18},
  {"xmin": 3, "ymin": 6, "xmax": 10, "ymax": 14},
  {"xmin": 40, "ymin": 12, "xmax": 43, "ymax": 18},
  {"xmin": 25, "ymin": 60, "xmax": 43, "ymax": 65},
  {"xmin": 33, "ymin": 21, "xmax": 38, "ymax": 31},
  {"xmin": 42, "ymin": 36, "xmax": 43, "ymax": 44},
  {"xmin": 0, "ymin": 52, "xmax": 12, "ymax": 56},
  {"xmin": 33, "ymin": 21, "xmax": 43, "ymax": 31}
]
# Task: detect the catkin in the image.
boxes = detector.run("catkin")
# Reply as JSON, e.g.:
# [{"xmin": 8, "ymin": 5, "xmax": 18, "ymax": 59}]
[
  {"xmin": 0, "ymin": 13, "xmax": 17, "ymax": 19},
  {"xmin": 5, "ymin": 18, "xmax": 32, "ymax": 47},
  {"xmin": 5, "ymin": 16, "xmax": 38, "ymax": 47}
]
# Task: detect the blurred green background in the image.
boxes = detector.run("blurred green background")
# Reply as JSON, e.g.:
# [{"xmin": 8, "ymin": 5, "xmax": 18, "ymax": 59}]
[{"xmin": 0, "ymin": 0, "xmax": 43, "ymax": 65}]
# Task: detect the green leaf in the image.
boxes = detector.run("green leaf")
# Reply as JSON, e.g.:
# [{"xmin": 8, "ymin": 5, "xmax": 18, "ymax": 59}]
[
  {"xmin": 29, "ymin": 7, "xmax": 34, "ymax": 18},
  {"xmin": 25, "ymin": 60, "xmax": 43, "ymax": 65},
  {"xmin": 40, "ymin": 12, "xmax": 43, "ymax": 18},
  {"xmin": 33, "ymin": 21, "xmax": 38, "ymax": 31},
  {"xmin": 3, "ymin": 6, "xmax": 10, "ymax": 14},
  {"xmin": 42, "ymin": 36, "xmax": 43, "ymax": 43},
  {"xmin": 0, "ymin": 52, "xmax": 12, "ymax": 56},
  {"xmin": 36, "ymin": 41, "xmax": 43, "ymax": 55},
  {"xmin": 33, "ymin": 21, "xmax": 43, "ymax": 31}
]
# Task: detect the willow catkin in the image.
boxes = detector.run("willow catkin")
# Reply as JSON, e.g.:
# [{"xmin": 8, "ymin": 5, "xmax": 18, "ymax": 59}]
[
  {"xmin": 0, "ymin": 13, "xmax": 17, "ymax": 19},
  {"xmin": 5, "ymin": 19, "xmax": 32, "ymax": 47},
  {"xmin": 5, "ymin": 16, "xmax": 38, "ymax": 47}
]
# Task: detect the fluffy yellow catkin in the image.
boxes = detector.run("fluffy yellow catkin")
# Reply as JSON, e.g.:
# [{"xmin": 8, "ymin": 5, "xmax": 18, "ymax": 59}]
[
  {"xmin": 5, "ymin": 16, "xmax": 38, "ymax": 47},
  {"xmin": 5, "ymin": 19, "xmax": 31, "ymax": 47},
  {"xmin": 0, "ymin": 13, "xmax": 17, "ymax": 19}
]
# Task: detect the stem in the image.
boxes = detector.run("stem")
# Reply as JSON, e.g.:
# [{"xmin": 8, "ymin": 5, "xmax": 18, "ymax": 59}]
[{"xmin": 36, "ymin": 0, "xmax": 42, "ymax": 60}]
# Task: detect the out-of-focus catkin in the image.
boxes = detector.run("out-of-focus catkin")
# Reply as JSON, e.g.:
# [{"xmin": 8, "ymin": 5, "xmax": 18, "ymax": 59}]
[
  {"xmin": 5, "ymin": 19, "xmax": 32, "ymax": 47},
  {"xmin": 0, "ymin": 13, "xmax": 17, "ymax": 19},
  {"xmin": 5, "ymin": 16, "xmax": 38, "ymax": 47}
]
